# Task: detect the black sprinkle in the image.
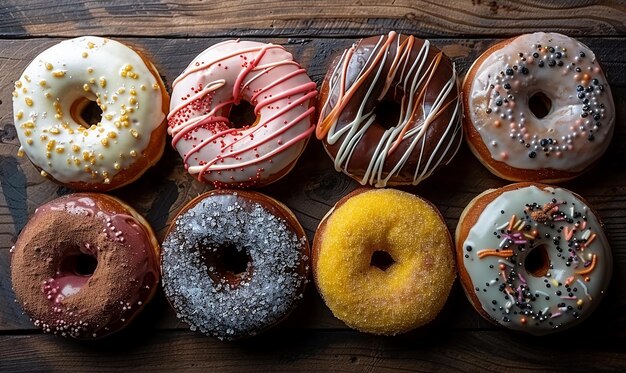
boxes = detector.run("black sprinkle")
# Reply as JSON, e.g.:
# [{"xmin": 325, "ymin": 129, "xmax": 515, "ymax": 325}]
[
  {"xmin": 529, "ymin": 151, "xmax": 537, "ymax": 158},
  {"xmin": 506, "ymin": 68, "xmax": 514, "ymax": 76}
]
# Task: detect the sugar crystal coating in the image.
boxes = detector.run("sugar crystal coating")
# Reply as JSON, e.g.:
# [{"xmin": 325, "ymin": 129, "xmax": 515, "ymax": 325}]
[{"xmin": 161, "ymin": 194, "xmax": 308, "ymax": 340}]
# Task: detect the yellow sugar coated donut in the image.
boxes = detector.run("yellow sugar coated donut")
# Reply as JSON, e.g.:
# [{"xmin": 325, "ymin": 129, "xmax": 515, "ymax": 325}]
[{"xmin": 312, "ymin": 188, "xmax": 456, "ymax": 335}]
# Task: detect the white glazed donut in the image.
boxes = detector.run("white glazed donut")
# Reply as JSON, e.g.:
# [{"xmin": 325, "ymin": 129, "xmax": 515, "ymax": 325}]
[
  {"xmin": 455, "ymin": 182, "xmax": 612, "ymax": 335},
  {"xmin": 167, "ymin": 40, "xmax": 317, "ymax": 188},
  {"xmin": 13, "ymin": 36, "xmax": 169, "ymax": 191},
  {"xmin": 463, "ymin": 33, "xmax": 615, "ymax": 182}
]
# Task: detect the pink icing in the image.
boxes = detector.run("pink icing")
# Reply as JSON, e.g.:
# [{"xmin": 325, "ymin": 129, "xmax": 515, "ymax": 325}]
[{"xmin": 168, "ymin": 40, "xmax": 317, "ymax": 187}]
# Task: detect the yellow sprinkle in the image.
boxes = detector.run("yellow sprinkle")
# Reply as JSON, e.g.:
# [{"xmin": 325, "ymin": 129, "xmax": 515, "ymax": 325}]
[
  {"xmin": 82, "ymin": 52, "xmax": 88, "ymax": 58},
  {"xmin": 98, "ymin": 154, "xmax": 104, "ymax": 160},
  {"xmin": 130, "ymin": 150, "xmax": 137, "ymax": 157},
  {"xmin": 25, "ymin": 97, "xmax": 33, "ymax": 106},
  {"xmin": 22, "ymin": 87, "xmax": 28, "ymax": 94},
  {"xmin": 577, "ymin": 299, "xmax": 584, "ymax": 306},
  {"xmin": 551, "ymin": 279, "xmax": 559, "ymax": 287},
  {"xmin": 87, "ymin": 67, "xmax": 94, "ymax": 74},
  {"xmin": 129, "ymin": 97, "xmax": 137, "ymax": 105},
  {"xmin": 72, "ymin": 145, "xmax": 81, "ymax": 153},
  {"xmin": 104, "ymin": 114, "xmax": 113, "ymax": 121},
  {"xmin": 15, "ymin": 81, "xmax": 22, "ymax": 88},
  {"xmin": 26, "ymin": 139, "xmax": 33, "ymax": 145},
  {"xmin": 107, "ymin": 131, "xmax": 117, "ymax": 138},
  {"xmin": 117, "ymin": 87, "xmax": 126, "ymax": 94},
  {"xmin": 101, "ymin": 138, "xmax": 109, "ymax": 147},
  {"xmin": 45, "ymin": 92, "xmax": 52, "ymax": 99},
  {"xmin": 99, "ymin": 77, "xmax": 106, "ymax": 88},
  {"xmin": 24, "ymin": 75, "xmax": 31, "ymax": 82},
  {"xmin": 104, "ymin": 178, "xmax": 111, "ymax": 184},
  {"xmin": 100, "ymin": 104, "xmax": 107, "ymax": 111},
  {"xmin": 130, "ymin": 129, "xmax": 138, "ymax": 138},
  {"xmin": 15, "ymin": 111, "xmax": 23, "ymax": 120},
  {"xmin": 17, "ymin": 148, "xmax": 25, "ymax": 157},
  {"xmin": 12, "ymin": 91, "xmax": 18, "ymax": 97},
  {"xmin": 40, "ymin": 170, "xmax": 48, "ymax": 177},
  {"xmin": 89, "ymin": 78, "xmax": 96, "ymax": 84},
  {"xmin": 46, "ymin": 152, "xmax": 51, "ymax": 159},
  {"xmin": 24, "ymin": 129, "xmax": 32, "ymax": 137},
  {"xmin": 83, "ymin": 151, "xmax": 90, "ymax": 160},
  {"xmin": 152, "ymin": 83, "xmax": 159, "ymax": 90},
  {"xmin": 40, "ymin": 135, "xmax": 48, "ymax": 141},
  {"xmin": 39, "ymin": 80, "xmax": 47, "ymax": 87},
  {"xmin": 114, "ymin": 121, "xmax": 121, "ymax": 128},
  {"xmin": 52, "ymin": 71, "xmax": 66, "ymax": 78},
  {"xmin": 22, "ymin": 121, "xmax": 35, "ymax": 129},
  {"xmin": 84, "ymin": 165, "xmax": 91, "ymax": 173},
  {"xmin": 55, "ymin": 146, "xmax": 65, "ymax": 153},
  {"xmin": 46, "ymin": 140, "xmax": 56, "ymax": 151},
  {"xmin": 83, "ymin": 84, "xmax": 91, "ymax": 92},
  {"xmin": 129, "ymin": 89, "xmax": 137, "ymax": 96},
  {"xmin": 74, "ymin": 158, "xmax": 81, "ymax": 166},
  {"xmin": 140, "ymin": 85, "xmax": 146, "ymax": 91},
  {"xmin": 45, "ymin": 62, "xmax": 53, "ymax": 70},
  {"xmin": 87, "ymin": 41, "xmax": 95, "ymax": 49},
  {"xmin": 114, "ymin": 163, "xmax": 121, "ymax": 170},
  {"xmin": 124, "ymin": 64, "xmax": 133, "ymax": 72},
  {"xmin": 49, "ymin": 127, "xmax": 61, "ymax": 134}
]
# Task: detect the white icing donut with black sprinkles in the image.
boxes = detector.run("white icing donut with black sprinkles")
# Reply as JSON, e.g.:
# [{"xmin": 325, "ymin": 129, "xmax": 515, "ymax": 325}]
[
  {"xmin": 455, "ymin": 183, "xmax": 612, "ymax": 335},
  {"xmin": 161, "ymin": 190, "xmax": 309, "ymax": 340},
  {"xmin": 463, "ymin": 33, "xmax": 615, "ymax": 182}
]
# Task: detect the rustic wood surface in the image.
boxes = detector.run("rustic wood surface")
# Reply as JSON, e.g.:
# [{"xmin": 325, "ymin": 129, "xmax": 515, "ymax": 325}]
[{"xmin": 1, "ymin": 1, "xmax": 625, "ymax": 371}]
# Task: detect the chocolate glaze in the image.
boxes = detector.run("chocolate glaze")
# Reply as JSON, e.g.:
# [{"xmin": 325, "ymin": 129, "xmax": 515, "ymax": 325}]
[
  {"xmin": 318, "ymin": 32, "xmax": 462, "ymax": 186},
  {"xmin": 10, "ymin": 193, "xmax": 160, "ymax": 339}
]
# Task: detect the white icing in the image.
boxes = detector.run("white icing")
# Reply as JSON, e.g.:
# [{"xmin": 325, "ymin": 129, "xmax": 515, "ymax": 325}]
[
  {"xmin": 13, "ymin": 36, "xmax": 165, "ymax": 185},
  {"xmin": 467, "ymin": 32, "xmax": 615, "ymax": 172},
  {"xmin": 462, "ymin": 185, "xmax": 612, "ymax": 335},
  {"xmin": 318, "ymin": 32, "xmax": 462, "ymax": 187},
  {"xmin": 168, "ymin": 40, "xmax": 316, "ymax": 187}
]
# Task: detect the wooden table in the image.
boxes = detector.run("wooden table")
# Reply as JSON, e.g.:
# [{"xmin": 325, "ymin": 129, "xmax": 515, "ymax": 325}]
[{"xmin": 1, "ymin": 1, "xmax": 625, "ymax": 371}]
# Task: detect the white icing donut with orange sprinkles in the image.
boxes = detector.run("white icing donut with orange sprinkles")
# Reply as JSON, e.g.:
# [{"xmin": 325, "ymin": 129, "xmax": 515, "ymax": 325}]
[
  {"xmin": 168, "ymin": 40, "xmax": 317, "ymax": 188},
  {"xmin": 13, "ymin": 36, "xmax": 169, "ymax": 191}
]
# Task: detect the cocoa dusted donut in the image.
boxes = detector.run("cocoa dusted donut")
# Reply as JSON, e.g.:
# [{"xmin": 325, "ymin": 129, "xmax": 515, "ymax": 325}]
[
  {"xmin": 161, "ymin": 190, "xmax": 309, "ymax": 340},
  {"xmin": 13, "ymin": 36, "xmax": 169, "ymax": 191},
  {"xmin": 462, "ymin": 33, "xmax": 615, "ymax": 182},
  {"xmin": 10, "ymin": 193, "xmax": 160, "ymax": 339},
  {"xmin": 316, "ymin": 31, "xmax": 462, "ymax": 187},
  {"xmin": 455, "ymin": 182, "xmax": 612, "ymax": 335}
]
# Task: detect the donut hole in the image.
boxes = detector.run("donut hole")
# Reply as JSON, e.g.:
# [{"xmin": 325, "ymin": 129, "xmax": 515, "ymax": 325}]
[
  {"xmin": 202, "ymin": 243, "xmax": 252, "ymax": 284},
  {"xmin": 528, "ymin": 91, "xmax": 552, "ymax": 119},
  {"xmin": 229, "ymin": 100, "xmax": 258, "ymax": 128},
  {"xmin": 71, "ymin": 97, "xmax": 103, "ymax": 129},
  {"xmin": 370, "ymin": 250, "xmax": 395, "ymax": 271},
  {"xmin": 373, "ymin": 100, "xmax": 402, "ymax": 130},
  {"xmin": 60, "ymin": 253, "xmax": 98, "ymax": 277},
  {"xmin": 525, "ymin": 244, "xmax": 550, "ymax": 277}
]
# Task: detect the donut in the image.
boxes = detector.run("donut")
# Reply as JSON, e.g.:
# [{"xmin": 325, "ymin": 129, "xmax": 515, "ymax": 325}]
[
  {"xmin": 312, "ymin": 188, "xmax": 455, "ymax": 335},
  {"xmin": 10, "ymin": 193, "xmax": 160, "ymax": 339},
  {"xmin": 161, "ymin": 190, "xmax": 309, "ymax": 340},
  {"xmin": 316, "ymin": 31, "xmax": 462, "ymax": 187},
  {"xmin": 462, "ymin": 32, "xmax": 615, "ymax": 182},
  {"xmin": 167, "ymin": 40, "xmax": 317, "ymax": 188},
  {"xmin": 13, "ymin": 36, "xmax": 169, "ymax": 191},
  {"xmin": 455, "ymin": 182, "xmax": 612, "ymax": 335}
]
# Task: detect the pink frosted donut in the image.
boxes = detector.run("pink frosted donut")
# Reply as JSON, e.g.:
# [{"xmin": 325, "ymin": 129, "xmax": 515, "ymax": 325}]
[{"xmin": 168, "ymin": 40, "xmax": 317, "ymax": 188}]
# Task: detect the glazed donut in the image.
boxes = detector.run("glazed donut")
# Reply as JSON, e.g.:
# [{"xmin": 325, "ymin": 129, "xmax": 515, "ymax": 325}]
[
  {"xmin": 316, "ymin": 31, "xmax": 462, "ymax": 187},
  {"xmin": 161, "ymin": 190, "xmax": 309, "ymax": 340},
  {"xmin": 312, "ymin": 188, "xmax": 455, "ymax": 335},
  {"xmin": 455, "ymin": 182, "xmax": 612, "ymax": 335},
  {"xmin": 168, "ymin": 40, "xmax": 317, "ymax": 188},
  {"xmin": 13, "ymin": 36, "xmax": 169, "ymax": 191},
  {"xmin": 462, "ymin": 32, "xmax": 615, "ymax": 182},
  {"xmin": 10, "ymin": 193, "xmax": 160, "ymax": 339}
]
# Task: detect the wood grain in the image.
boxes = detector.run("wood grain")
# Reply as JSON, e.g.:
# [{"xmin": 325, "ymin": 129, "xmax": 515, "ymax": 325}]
[
  {"xmin": 1, "ymin": 329, "xmax": 625, "ymax": 372},
  {"xmin": 0, "ymin": 1, "xmax": 625, "ymax": 38}
]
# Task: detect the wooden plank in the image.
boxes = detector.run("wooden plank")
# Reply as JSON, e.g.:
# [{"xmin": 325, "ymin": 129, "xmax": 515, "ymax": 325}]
[
  {"xmin": 1, "ymin": 1, "xmax": 625, "ymax": 38},
  {"xmin": 1, "ymin": 329, "xmax": 625, "ymax": 372}
]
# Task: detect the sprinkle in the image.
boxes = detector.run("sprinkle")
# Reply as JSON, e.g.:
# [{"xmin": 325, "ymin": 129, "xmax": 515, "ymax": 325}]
[
  {"xmin": 498, "ymin": 259, "xmax": 515, "ymax": 268},
  {"xmin": 101, "ymin": 138, "xmax": 109, "ymax": 147},
  {"xmin": 82, "ymin": 52, "xmax": 88, "ymax": 58},
  {"xmin": 25, "ymin": 97, "xmax": 33, "ymax": 106},
  {"xmin": 507, "ymin": 214, "xmax": 516, "ymax": 231},
  {"xmin": 577, "ymin": 279, "xmax": 593, "ymax": 300},
  {"xmin": 129, "ymin": 150, "xmax": 137, "ymax": 157},
  {"xmin": 99, "ymin": 77, "xmax": 106, "ymax": 88},
  {"xmin": 477, "ymin": 249, "xmax": 513, "ymax": 259},
  {"xmin": 581, "ymin": 229, "xmax": 591, "ymax": 240},
  {"xmin": 45, "ymin": 62, "xmax": 53, "ymax": 70},
  {"xmin": 575, "ymin": 254, "xmax": 597, "ymax": 275},
  {"xmin": 565, "ymin": 276, "xmax": 575, "ymax": 286},
  {"xmin": 52, "ymin": 71, "xmax": 66, "ymax": 78},
  {"xmin": 583, "ymin": 233, "xmax": 596, "ymax": 248}
]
